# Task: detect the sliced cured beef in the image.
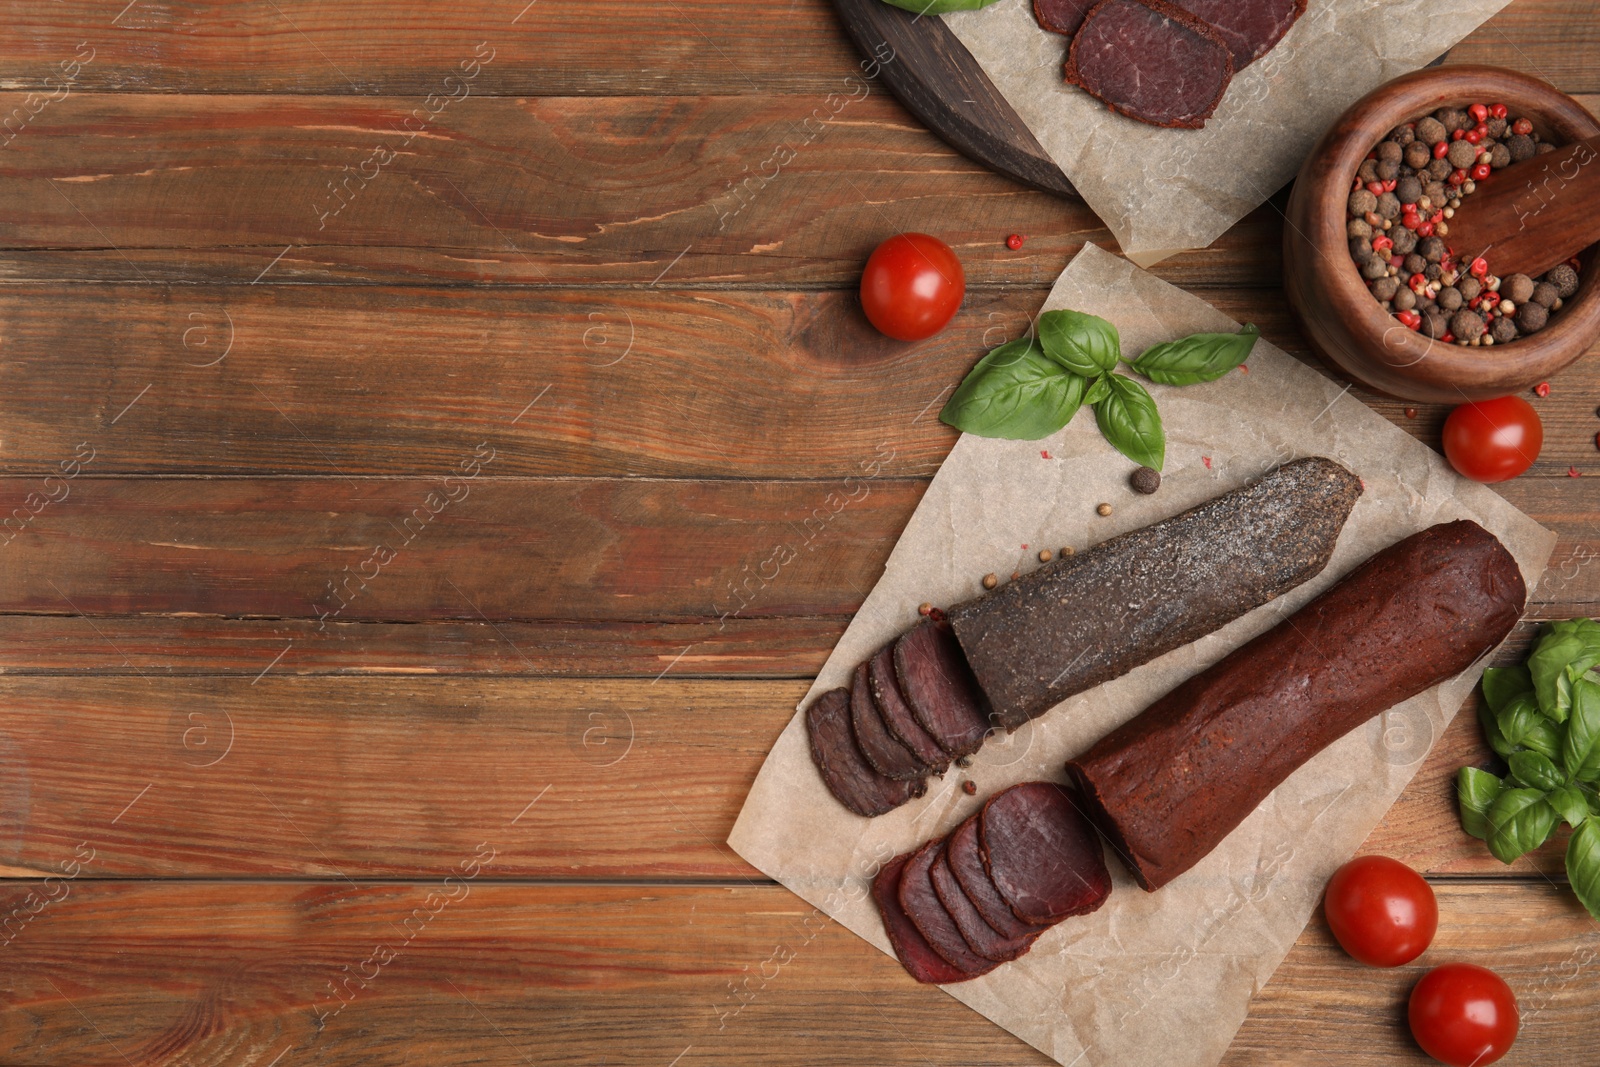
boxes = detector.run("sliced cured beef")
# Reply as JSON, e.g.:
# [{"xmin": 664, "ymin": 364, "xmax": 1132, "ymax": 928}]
[
  {"xmin": 1169, "ymin": 0, "xmax": 1305, "ymax": 70},
  {"xmin": 894, "ymin": 618, "xmax": 991, "ymax": 758},
  {"xmin": 979, "ymin": 782, "xmax": 1111, "ymax": 925},
  {"xmin": 1065, "ymin": 0, "xmax": 1234, "ymax": 129},
  {"xmin": 806, "ymin": 688, "xmax": 926, "ymax": 818},
  {"xmin": 948, "ymin": 457, "xmax": 1361, "ymax": 731},
  {"xmin": 872, "ymin": 853, "xmax": 971, "ymax": 985},
  {"xmin": 849, "ymin": 661, "xmax": 930, "ymax": 782},
  {"xmin": 931, "ymin": 847, "xmax": 1038, "ymax": 963},
  {"xmin": 869, "ymin": 644, "xmax": 950, "ymax": 775},
  {"xmin": 947, "ymin": 816, "xmax": 1048, "ymax": 941},
  {"xmin": 1068, "ymin": 521, "xmax": 1527, "ymax": 891},
  {"xmin": 898, "ymin": 841, "xmax": 999, "ymax": 977},
  {"xmin": 1034, "ymin": 0, "xmax": 1098, "ymax": 37}
]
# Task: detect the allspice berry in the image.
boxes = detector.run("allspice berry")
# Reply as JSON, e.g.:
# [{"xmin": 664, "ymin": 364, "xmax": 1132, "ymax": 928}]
[
  {"xmin": 1546, "ymin": 264, "xmax": 1580, "ymax": 299},
  {"xmin": 1404, "ymin": 252, "xmax": 1427, "ymax": 275},
  {"xmin": 1371, "ymin": 276, "xmax": 1400, "ymax": 302},
  {"xmin": 1531, "ymin": 281, "xmax": 1560, "ymax": 308},
  {"xmin": 1392, "ymin": 286, "xmax": 1417, "ymax": 312},
  {"xmin": 1415, "ymin": 117, "xmax": 1447, "ymax": 144},
  {"xmin": 1490, "ymin": 315, "xmax": 1518, "ymax": 344},
  {"xmin": 1418, "ymin": 236, "xmax": 1446, "ymax": 263},
  {"xmin": 1390, "ymin": 226, "xmax": 1417, "ymax": 255},
  {"xmin": 1363, "ymin": 256, "xmax": 1390, "ymax": 281},
  {"xmin": 1349, "ymin": 236, "xmax": 1374, "ymax": 262},
  {"xmin": 1347, "ymin": 217, "xmax": 1373, "ymax": 240},
  {"xmin": 1130, "ymin": 466, "xmax": 1160, "ymax": 494},
  {"xmin": 1375, "ymin": 192, "xmax": 1401, "ymax": 220},
  {"xmin": 1517, "ymin": 301, "xmax": 1549, "ymax": 333},
  {"xmin": 1457, "ymin": 276, "xmax": 1482, "ymax": 302},
  {"xmin": 1421, "ymin": 309, "xmax": 1449, "ymax": 339},
  {"xmin": 1436, "ymin": 286, "xmax": 1463, "ymax": 311},
  {"xmin": 1449, "ymin": 309, "xmax": 1485, "ymax": 341},
  {"xmin": 1506, "ymin": 133, "xmax": 1536, "ymax": 162},
  {"xmin": 1389, "ymin": 124, "xmax": 1416, "ymax": 146},
  {"xmin": 1403, "ymin": 142, "xmax": 1431, "ymax": 170},
  {"xmin": 1446, "ymin": 139, "xmax": 1478, "ymax": 170},
  {"xmin": 1502, "ymin": 273, "xmax": 1535, "ymax": 304},
  {"xmin": 1489, "ymin": 142, "xmax": 1511, "ymax": 169},
  {"xmin": 1348, "ymin": 189, "xmax": 1378, "ymax": 216},
  {"xmin": 982, "ymin": 573, "xmax": 998, "ymax": 590},
  {"xmin": 1377, "ymin": 141, "xmax": 1404, "ymax": 164},
  {"xmin": 1096, "ymin": 502, "xmax": 1113, "ymax": 517}
]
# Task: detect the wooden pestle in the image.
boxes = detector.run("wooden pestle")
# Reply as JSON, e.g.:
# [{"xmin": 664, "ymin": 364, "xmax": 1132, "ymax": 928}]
[{"xmin": 1441, "ymin": 131, "xmax": 1600, "ymax": 278}]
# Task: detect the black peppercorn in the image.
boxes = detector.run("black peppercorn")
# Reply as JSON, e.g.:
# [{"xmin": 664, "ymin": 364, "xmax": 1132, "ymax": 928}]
[{"xmin": 1130, "ymin": 466, "xmax": 1160, "ymax": 494}]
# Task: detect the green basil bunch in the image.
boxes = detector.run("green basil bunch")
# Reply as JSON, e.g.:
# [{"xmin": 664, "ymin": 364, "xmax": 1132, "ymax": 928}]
[
  {"xmin": 939, "ymin": 309, "xmax": 1258, "ymax": 470},
  {"xmin": 1457, "ymin": 618, "xmax": 1600, "ymax": 920}
]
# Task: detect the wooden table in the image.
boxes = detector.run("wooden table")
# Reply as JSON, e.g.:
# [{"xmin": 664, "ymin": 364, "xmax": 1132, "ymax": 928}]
[{"xmin": 0, "ymin": 2, "xmax": 1595, "ymax": 1064}]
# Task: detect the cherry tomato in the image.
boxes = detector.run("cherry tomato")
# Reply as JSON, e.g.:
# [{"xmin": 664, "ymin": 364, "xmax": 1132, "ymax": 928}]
[
  {"xmin": 1323, "ymin": 856, "xmax": 1437, "ymax": 967},
  {"xmin": 859, "ymin": 233, "xmax": 965, "ymax": 341},
  {"xmin": 1409, "ymin": 963, "xmax": 1519, "ymax": 1066},
  {"xmin": 1442, "ymin": 396, "xmax": 1543, "ymax": 483}
]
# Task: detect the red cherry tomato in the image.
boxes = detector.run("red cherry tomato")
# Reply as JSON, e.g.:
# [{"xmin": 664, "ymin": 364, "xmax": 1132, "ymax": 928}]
[
  {"xmin": 1442, "ymin": 396, "xmax": 1543, "ymax": 483},
  {"xmin": 1409, "ymin": 963, "xmax": 1519, "ymax": 1066},
  {"xmin": 1323, "ymin": 855, "xmax": 1438, "ymax": 967},
  {"xmin": 859, "ymin": 233, "xmax": 965, "ymax": 341}
]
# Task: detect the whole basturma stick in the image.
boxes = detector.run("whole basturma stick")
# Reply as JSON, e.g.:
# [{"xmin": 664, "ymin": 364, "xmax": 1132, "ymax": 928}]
[{"xmin": 1066, "ymin": 520, "xmax": 1526, "ymax": 891}]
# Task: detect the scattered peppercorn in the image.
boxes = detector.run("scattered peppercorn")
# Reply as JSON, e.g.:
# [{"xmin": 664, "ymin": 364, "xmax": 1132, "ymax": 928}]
[
  {"xmin": 1569, "ymin": 467, "xmax": 1582, "ymax": 478},
  {"xmin": 1010, "ymin": 570, "xmax": 1021, "ymax": 582},
  {"xmin": 962, "ymin": 779, "xmax": 977, "ymax": 795},
  {"xmin": 1096, "ymin": 502, "xmax": 1113, "ymax": 516},
  {"xmin": 1038, "ymin": 549, "xmax": 1052, "ymax": 563},
  {"xmin": 1060, "ymin": 546, "xmax": 1075, "ymax": 557},
  {"xmin": 918, "ymin": 602, "xmax": 933, "ymax": 616},
  {"xmin": 1534, "ymin": 381, "xmax": 1551, "ymax": 398},
  {"xmin": 1547, "ymin": 263, "xmax": 1580, "ymax": 299},
  {"xmin": 982, "ymin": 573, "xmax": 998, "ymax": 590},
  {"xmin": 1130, "ymin": 466, "xmax": 1160, "ymax": 494},
  {"xmin": 1006, "ymin": 233, "xmax": 1025, "ymax": 251},
  {"xmin": 1405, "ymin": 407, "xmax": 1417, "ymax": 418}
]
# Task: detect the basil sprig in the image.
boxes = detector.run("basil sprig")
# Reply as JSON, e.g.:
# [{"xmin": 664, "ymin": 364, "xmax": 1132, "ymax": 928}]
[
  {"xmin": 939, "ymin": 308, "xmax": 1258, "ymax": 470},
  {"xmin": 1457, "ymin": 618, "xmax": 1600, "ymax": 919}
]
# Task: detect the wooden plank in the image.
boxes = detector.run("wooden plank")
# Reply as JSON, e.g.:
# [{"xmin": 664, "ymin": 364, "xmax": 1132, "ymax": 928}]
[
  {"xmin": 0, "ymin": 476, "xmax": 1592, "ymax": 622},
  {"xmin": 0, "ymin": 881, "xmax": 1590, "ymax": 1065},
  {"xmin": 0, "ymin": 674, "xmax": 1565, "ymax": 879},
  {"xmin": 0, "ymin": 0, "xmax": 1591, "ymax": 97},
  {"xmin": 0, "ymin": 283, "xmax": 1596, "ymax": 479}
]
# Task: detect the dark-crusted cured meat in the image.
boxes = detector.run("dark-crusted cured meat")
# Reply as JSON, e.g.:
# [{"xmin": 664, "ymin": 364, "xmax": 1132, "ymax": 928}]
[
  {"xmin": 806, "ymin": 688, "xmax": 926, "ymax": 818},
  {"xmin": 948, "ymin": 457, "xmax": 1361, "ymax": 730},
  {"xmin": 1169, "ymin": 0, "xmax": 1305, "ymax": 70},
  {"xmin": 979, "ymin": 782, "xmax": 1111, "ymax": 925},
  {"xmin": 1065, "ymin": 0, "xmax": 1234, "ymax": 129},
  {"xmin": 894, "ymin": 618, "xmax": 991, "ymax": 758},
  {"xmin": 930, "ymin": 847, "xmax": 1038, "ymax": 963},
  {"xmin": 1067, "ymin": 521, "xmax": 1527, "ymax": 891},
  {"xmin": 947, "ymin": 816, "xmax": 1048, "ymax": 940},
  {"xmin": 872, "ymin": 853, "xmax": 970, "ymax": 985},
  {"xmin": 849, "ymin": 660, "xmax": 930, "ymax": 781},
  {"xmin": 898, "ymin": 841, "xmax": 999, "ymax": 977},
  {"xmin": 1034, "ymin": 0, "xmax": 1098, "ymax": 36},
  {"xmin": 869, "ymin": 644, "xmax": 950, "ymax": 774}
]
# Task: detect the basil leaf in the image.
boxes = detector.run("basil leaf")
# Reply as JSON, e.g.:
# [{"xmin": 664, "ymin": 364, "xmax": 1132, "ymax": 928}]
[
  {"xmin": 1129, "ymin": 324, "xmax": 1259, "ymax": 386},
  {"xmin": 1567, "ymin": 818, "xmax": 1600, "ymax": 920},
  {"xmin": 1550, "ymin": 784, "xmax": 1589, "ymax": 829},
  {"xmin": 940, "ymin": 340, "xmax": 1088, "ymax": 441},
  {"xmin": 1037, "ymin": 310, "xmax": 1121, "ymax": 377},
  {"xmin": 1481, "ymin": 665, "xmax": 1534, "ymax": 714},
  {"xmin": 1566, "ymin": 675, "xmax": 1600, "ymax": 782},
  {"xmin": 1457, "ymin": 767, "xmax": 1505, "ymax": 841},
  {"xmin": 1497, "ymin": 693, "xmax": 1544, "ymax": 750},
  {"xmin": 1093, "ymin": 373, "xmax": 1165, "ymax": 470},
  {"xmin": 1487, "ymin": 788, "xmax": 1561, "ymax": 864},
  {"xmin": 1528, "ymin": 617, "xmax": 1600, "ymax": 722},
  {"xmin": 1589, "ymin": 785, "xmax": 1600, "ymax": 817},
  {"xmin": 1509, "ymin": 750, "xmax": 1567, "ymax": 792},
  {"xmin": 878, "ymin": 0, "xmax": 1003, "ymax": 10},
  {"xmin": 1478, "ymin": 700, "xmax": 1520, "ymax": 759},
  {"xmin": 1083, "ymin": 374, "xmax": 1112, "ymax": 406},
  {"xmin": 1525, "ymin": 717, "xmax": 1565, "ymax": 761}
]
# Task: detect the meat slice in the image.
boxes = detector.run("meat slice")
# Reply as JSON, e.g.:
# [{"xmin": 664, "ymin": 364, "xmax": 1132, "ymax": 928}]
[
  {"xmin": 1034, "ymin": 0, "xmax": 1098, "ymax": 36},
  {"xmin": 1065, "ymin": 0, "xmax": 1235, "ymax": 129},
  {"xmin": 1169, "ymin": 0, "xmax": 1305, "ymax": 70},
  {"xmin": 931, "ymin": 847, "xmax": 1038, "ymax": 963},
  {"xmin": 872, "ymin": 853, "xmax": 971, "ymax": 985},
  {"xmin": 947, "ymin": 815, "xmax": 1048, "ymax": 941},
  {"xmin": 1068, "ymin": 521, "xmax": 1526, "ymax": 891},
  {"xmin": 894, "ymin": 619, "xmax": 992, "ymax": 758},
  {"xmin": 898, "ymin": 841, "xmax": 1000, "ymax": 977},
  {"xmin": 979, "ymin": 782, "xmax": 1111, "ymax": 925},
  {"xmin": 849, "ymin": 661, "xmax": 930, "ymax": 781},
  {"xmin": 869, "ymin": 644, "xmax": 950, "ymax": 775},
  {"xmin": 806, "ymin": 689, "xmax": 926, "ymax": 818}
]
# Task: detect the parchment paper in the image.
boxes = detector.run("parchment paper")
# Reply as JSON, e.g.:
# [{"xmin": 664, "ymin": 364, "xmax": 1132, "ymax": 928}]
[
  {"xmin": 940, "ymin": 0, "xmax": 1515, "ymax": 263},
  {"xmin": 728, "ymin": 243, "xmax": 1556, "ymax": 1067}
]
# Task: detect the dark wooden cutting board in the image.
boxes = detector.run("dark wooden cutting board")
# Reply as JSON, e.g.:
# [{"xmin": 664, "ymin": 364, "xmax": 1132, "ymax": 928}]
[{"xmin": 830, "ymin": 0, "xmax": 1079, "ymax": 199}]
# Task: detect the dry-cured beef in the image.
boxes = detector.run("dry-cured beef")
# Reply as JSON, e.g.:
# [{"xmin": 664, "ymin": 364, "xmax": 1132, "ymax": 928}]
[
  {"xmin": 894, "ymin": 618, "xmax": 992, "ymax": 758},
  {"xmin": 949, "ymin": 457, "xmax": 1361, "ymax": 731},
  {"xmin": 1067, "ymin": 520, "xmax": 1526, "ymax": 891},
  {"xmin": 947, "ymin": 815, "xmax": 1048, "ymax": 941},
  {"xmin": 930, "ymin": 846, "xmax": 1038, "ymax": 962},
  {"xmin": 849, "ymin": 661, "xmax": 929, "ymax": 781},
  {"xmin": 872, "ymin": 853, "xmax": 971, "ymax": 985},
  {"xmin": 806, "ymin": 688, "xmax": 926, "ymax": 818},
  {"xmin": 898, "ymin": 841, "xmax": 1001, "ymax": 978},
  {"xmin": 1034, "ymin": 0, "xmax": 1098, "ymax": 37},
  {"xmin": 1065, "ymin": 0, "xmax": 1235, "ymax": 129},
  {"xmin": 869, "ymin": 644, "xmax": 950, "ymax": 775},
  {"xmin": 978, "ymin": 782, "xmax": 1111, "ymax": 925},
  {"xmin": 1168, "ymin": 0, "xmax": 1306, "ymax": 71}
]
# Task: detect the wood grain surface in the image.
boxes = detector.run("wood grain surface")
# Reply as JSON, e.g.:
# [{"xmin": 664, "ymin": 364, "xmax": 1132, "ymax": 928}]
[{"xmin": 2, "ymin": 0, "xmax": 1597, "ymax": 1064}]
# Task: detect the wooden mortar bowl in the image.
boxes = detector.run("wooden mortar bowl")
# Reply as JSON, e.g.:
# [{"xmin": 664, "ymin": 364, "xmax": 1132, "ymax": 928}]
[{"xmin": 1284, "ymin": 65, "xmax": 1600, "ymax": 403}]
